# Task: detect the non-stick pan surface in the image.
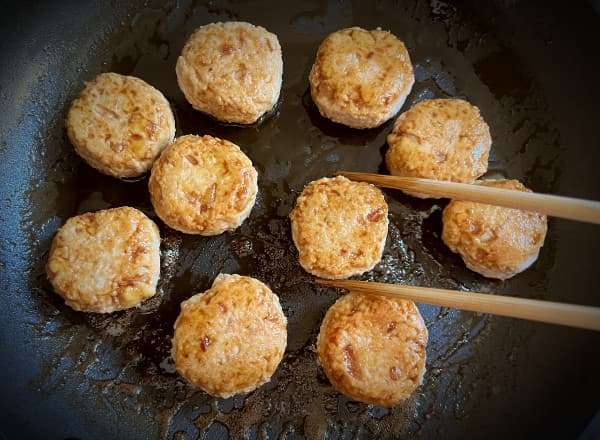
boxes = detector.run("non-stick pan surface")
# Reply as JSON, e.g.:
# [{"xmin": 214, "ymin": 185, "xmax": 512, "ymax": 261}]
[{"xmin": 1, "ymin": 1, "xmax": 599, "ymax": 439}]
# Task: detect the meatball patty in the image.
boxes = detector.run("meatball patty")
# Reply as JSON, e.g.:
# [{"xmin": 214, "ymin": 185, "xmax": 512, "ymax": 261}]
[
  {"xmin": 172, "ymin": 274, "xmax": 287, "ymax": 397},
  {"xmin": 290, "ymin": 176, "xmax": 388, "ymax": 279},
  {"xmin": 442, "ymin": 179, "xmax": 547, "ymax": 279},
  {"xmin": 66, "ymin": 72, "xmax": 175, "ymax": 178},
  {"xmin": 317, "ymin": 293, "xmax": 428, "ymax": 407},
  {"xmin": 176, "ymin": 21, "xmax": 283, "ymax": 124},
  {"xmin": 149, "ymin": 135, "xmax": 258, "ymax": 235},
  {"xmin": 309, "ymin": 27, "xmax": 414, "ymax": 129},
  {"xmin": 386, "ymin": 99, "xmax": 491, "ymax": 197},
  {"xmin": 46, "ymin": 207, "xmax": 161, "ymax": 313}
]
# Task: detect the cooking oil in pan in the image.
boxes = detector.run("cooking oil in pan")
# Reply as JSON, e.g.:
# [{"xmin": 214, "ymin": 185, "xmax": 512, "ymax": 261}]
[{"xmin": 21, "ymin": 0, "xmax": 564, "ymax": 438}]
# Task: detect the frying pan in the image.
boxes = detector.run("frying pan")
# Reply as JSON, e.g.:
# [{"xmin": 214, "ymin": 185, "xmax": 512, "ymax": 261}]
[{"xmin": 1, "ymin": 0, "xmax": 599, "ymax": 439}]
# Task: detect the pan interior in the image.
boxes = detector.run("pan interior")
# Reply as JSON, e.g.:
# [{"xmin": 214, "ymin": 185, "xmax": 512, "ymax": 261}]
[{"xmin": 1, "ymin": 1, "xmax": 599, "ymax": 439}]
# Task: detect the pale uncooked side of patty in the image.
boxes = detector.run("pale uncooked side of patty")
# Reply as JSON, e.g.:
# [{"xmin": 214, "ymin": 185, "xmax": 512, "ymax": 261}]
[
  {"xmin": 172, "ymin": 274, "xmax": 287, "ymax": 398},
  {"xmin": 66, "ymin": 72, "xmax": 176, "ymax": 178},
  {"xmin": 442, "ymin": 179, "xmax": 548, "ymax": 280},
  {"xmin": 290, "ymin": 176, "xmax": 388, "ymax": 279},
  {"xmin": 317, "ymin": 293, "xmax": 428, "ymax": 407},
  {"xmin": 176, "ymin": 21, "xmax": 283, "ymax": 124},
  {"xmin": 309, "ymin": 27, "xmax": 414, "ymax": 129},
  {"xmin": 46, "ymin": 207, "xmax": 161, "ymax": 313},
  {"xmin": 149, "ymin": 135, "xmax": 258, "ymax": 235},
  {"xmin": 386, "ymin": 99, "xmax": 491, "ymax": 198}
]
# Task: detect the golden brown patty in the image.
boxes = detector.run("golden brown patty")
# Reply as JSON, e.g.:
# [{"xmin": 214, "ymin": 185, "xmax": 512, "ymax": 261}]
[
  {"xmin": 66, "ymin": 72, "xmax": 175, "ymax": 178},
  {"xmin": 46, "ymin": 207, "xmax": 161, "ymax": 313},
  {"xmin": 309, "ymin": 27, "xmax": 414, "ymax": 129},
  {"xmin": 176, "ymin": 21, "xmax": 283, "ymax": 124},
  {"xmin": 149, "ymin": 135, "xmax": 258, "ymax": 235},
  {"xmin": 386, "ymin": 99, "xmax": 491, "ymax": 197},
  {"xmin": 290, "ymin": 176, "xmax": 388, "ymax": 279},
  {"xmin": 317, "ymin": 293, "xmax": 428, "ymax": 407},
  {"xmin": 442, "ymin": 179, "xmax": 547, "ymax": 279},
  {"xmin": 172, "ymin": 274, "xmax": 287, "ymax": 397}
]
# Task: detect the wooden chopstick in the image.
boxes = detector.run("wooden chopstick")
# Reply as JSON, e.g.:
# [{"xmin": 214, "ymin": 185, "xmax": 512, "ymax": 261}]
[
  {"xmin": 317, "ymin": 279, "xmax": 600, "ymax": 331},
  {"xmin": 338, "ymin": 171, "xmax": 600, "ymax": 225}
]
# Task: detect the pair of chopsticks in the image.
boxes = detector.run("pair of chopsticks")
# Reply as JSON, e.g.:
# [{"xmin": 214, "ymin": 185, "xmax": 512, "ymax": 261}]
[
  {"xmin": 317, "ymin": 172, "xmax": 600, "ymax": 331},
  {"xmin": 339, "ymin": 171, "xmax": 600, "ymax": 224},
  {"xmin": 317, "ymin": 279, "xmax": 600, "ymax": 331}
]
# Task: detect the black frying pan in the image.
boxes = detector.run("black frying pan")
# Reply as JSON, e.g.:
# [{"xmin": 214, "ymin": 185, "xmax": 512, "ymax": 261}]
[{"xmin": 1, "ymin": 1, "xmax": 599, "ymax": 439}]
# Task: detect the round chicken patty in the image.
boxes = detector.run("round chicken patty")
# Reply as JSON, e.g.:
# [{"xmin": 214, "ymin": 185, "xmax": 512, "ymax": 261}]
[
  {"xmin": 386, "ymin": 99, "xmax": 491, "ymax": 197},
  {"xmin": 176, "ymin": 21, "xmax": 283, "ymax": 124},
  {"xmin": 309, "ymin": 27, "xmax": 414, "ymax": 129},
  {"xmin": 149, "ymin": 135, "xmax": 258, "ymax": 235},
  {"xmin": 172, "ymin": 274, "xmax": 287, "ymax": 397},
  {"xmin": 290, "ymin": 176, "xmax": 388, "ymax": 279},
  {"xmin": 442, "ymin": 179, "xmax": 548, "ymax": 280},
  {"xmin": 46, "ymin": 207, "xmax": 161, "ymax": 313},
  {"xmin": 66, "ymin": 72, "xmax": 176, "ymax": 178},
  {"xmin": 317, "ymin": 293, "xmax": 428, "ymax": 407}
]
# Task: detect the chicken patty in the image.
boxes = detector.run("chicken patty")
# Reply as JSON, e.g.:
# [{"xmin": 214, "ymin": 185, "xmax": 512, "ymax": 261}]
[
  {"xmin": 290, "ymin": 176, "xmax": 388, "ymax": 279},
  {"xmin": 309, "ymin": 27, "xmax": 414, "ymax": 129},
  {"xmin": 442, "ymin": 179, "xmax": 547, "ymax": 280},
  {"xmin": 66, "ymin": 72, "xmax": 175, "ymax": 178},
  {"xmin": 386, "ymin": 99, "xmax": 491, "ymax": 197},
  {"xmin": 172, "ymin": 274, "xmax": 287, "ymax": 397},
  {"xmin": 317, "ymin": 293, "xmax": 428, "ymax": 407},
  {"xmin": 176, "ymin": 21, "xmax": 283, "ymax": 124},
  {"xmin": 46, "ymin": 207, "xmax": 161, "ymax": 313},
  {"xmin": 149, "ymin": 135, "xmax": 258, "ymax": 235}
]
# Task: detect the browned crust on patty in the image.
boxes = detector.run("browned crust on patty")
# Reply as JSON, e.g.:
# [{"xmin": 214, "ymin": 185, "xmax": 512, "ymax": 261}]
[
  {"xmin": 172, "ymin": 274, "xmax": 287, "ymax": 397},
  {"xmin": 149, "ymin": 135, "xmax": 258, "ymax": 235},
  {"xmin": 386, "ymin": 99, "xmax": 491, "ymax": 195},
  {"xmin": 46, "ymin": 206, "xmax": 161, "ymax": 313},
  {"xmin": 317, "ymin": 293, "xmax": 428, "ymax": 406},
  {"xmin": 66, "ymin": 72, "xmax": 175, "ymax": 178},
  {"xmin": 309, "ymin": 27, "xmax": 414, "ymax": 129},
  {"xmin": 289, "ymin": 176, "xmax": 388, "ymax": 279},
  {"xmin": 442, "ymin": 179, "xmax": 547, "ymax": 279},
  {"xmin": 176, "ymin": 21, "xmax": 283, "ymax": 124}
]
